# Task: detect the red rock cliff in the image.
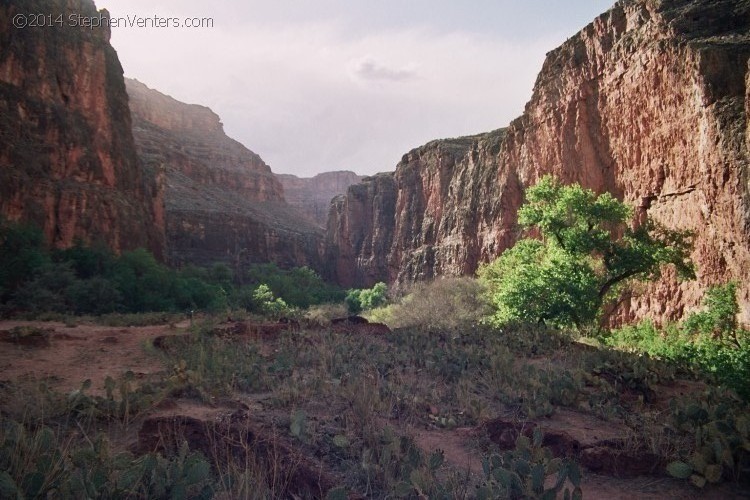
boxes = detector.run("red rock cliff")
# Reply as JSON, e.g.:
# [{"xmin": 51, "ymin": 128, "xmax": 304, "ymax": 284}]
[
  {"xmin": 326, "ymin": 0, "xmax": 750, "ymax": 323},
  {"xmin": 0, "ymin": 0, "xmax": 164, "ymax": 256},
  {"xmin": 277, "ymin": 171, "xmax": 363, "ymax": 228},
  {"xmin": 125, "ymin": 79, "xmax": 324, "ymax": 270}
]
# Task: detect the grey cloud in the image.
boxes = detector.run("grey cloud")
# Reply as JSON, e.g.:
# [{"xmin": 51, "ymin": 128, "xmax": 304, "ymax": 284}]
[{"xmin": 352, "ymin": 57, "xmax": 417, "ymax": 82}]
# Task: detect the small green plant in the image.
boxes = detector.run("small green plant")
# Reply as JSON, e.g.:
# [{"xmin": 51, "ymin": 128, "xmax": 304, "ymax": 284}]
[
  {"xmin": 0, "ymin": 421, "xmax": 67, "ymax": 498},
  {"xmin": 604, "ymin": 283, "xmax": 750, "ymax": 400},
  {"xmin": 0, "ymin": 421, "xmax": 214, "ymax": 499},
  {"xmin": 163, "ymin": 330, "xmax": 265, "ymax": 398},
  {"xmin": 64, "ymin": 375, "xmax": 160, "ymax": 426},
  {"xmin": 683, "ymin": 282, "xmax": 744, "ymax": 347},
  {"xmin": 667, "ymin": 392, "xmax": 750, "ymax": 487},
  {"xmin": 477, "ymin": 429, "xmax": 582, "ymax": 499},
  {"xmin": 289, "ymin": 409, "xmax": 309, "ymax": 443},
  {"xmin": 252, "ymin": 284, "xmax": 293, "ymax": 319},
  {"xmin": 585, "ymin": 349, "xmax": 673, "ymax": 402}
]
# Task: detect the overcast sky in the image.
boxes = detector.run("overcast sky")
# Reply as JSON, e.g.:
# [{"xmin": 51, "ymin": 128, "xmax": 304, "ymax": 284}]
[{"xmin": 99, "ymin": 1, "xmax": 614, "ymax": 176}]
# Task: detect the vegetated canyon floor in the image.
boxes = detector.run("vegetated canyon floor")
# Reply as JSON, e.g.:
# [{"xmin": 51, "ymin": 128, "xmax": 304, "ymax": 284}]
[{"xmin": 0, "ymin": 318, "xmax": 747, "ymax": 499}]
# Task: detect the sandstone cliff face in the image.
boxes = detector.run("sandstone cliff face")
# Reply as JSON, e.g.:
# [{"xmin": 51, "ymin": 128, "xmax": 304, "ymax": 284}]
[
  {"xmin": 125, "ymin": 79, "xmax": 324, "ymax": 269},
  {"xmin": 0, "ymin": 0, "xmax": 163, "ymax": 256},
  {"xmin": 326, "ymin": 0, "xmax": 750, "ymax": 323},
  {"xmin": 277, "ymin": 171, "xmax": 363, "ymax": 227},
  {"xmin": 325, "ymin": 172, "xmax": 398, "ymax": 286}
]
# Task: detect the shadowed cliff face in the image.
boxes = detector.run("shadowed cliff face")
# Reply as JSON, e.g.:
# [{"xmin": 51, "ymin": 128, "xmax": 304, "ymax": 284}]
[
  {"xmin": 125, "ymin": 79, "xmax": 324, "ymax": 270},
  {"xmin": 0, "ymin": 0, "xmax": 164, "ymax": 256},
  {"xmin": 277, "ymin": 171, "xmax": 364, "ymax": 228},
  {"xmin": 326, "ymin": 0, "xmax": 750, "ymax": 324}
]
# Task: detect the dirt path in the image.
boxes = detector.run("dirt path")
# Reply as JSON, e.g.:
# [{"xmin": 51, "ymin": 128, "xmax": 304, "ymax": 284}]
[
  {"xmin": 406, "ymin": 412, "xmax": 745, "ymax": 499},
  {"xmin": 0, "ymin": 320, "xmax": 183, "ymax": 396}
]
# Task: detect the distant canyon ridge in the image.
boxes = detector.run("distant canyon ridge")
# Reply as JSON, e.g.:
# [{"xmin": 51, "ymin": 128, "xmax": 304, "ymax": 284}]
[{"xmin": 0, "ymin": 0, "xmax": 748, "ymax": 324}]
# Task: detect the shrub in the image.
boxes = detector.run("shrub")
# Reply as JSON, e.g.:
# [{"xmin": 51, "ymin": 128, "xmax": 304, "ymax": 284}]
[
  {"xmin": 11, "ymin": 263, "xmax": 78, "ymax": 314},
  {"xmin": 683, "ymin": 282, "xmax": 744, "ymax": 348},
  {"xmin": 0, "ymin": 421, "xmax": 214, "ymax": 499},
  {"xmin": 605, "ymin": 283, "xmax": 750, "ymax": 400},
  {"xmin": 110, "ymin": 248, "xmax": 177, "ymax": 312},
  {"xmin": 0, "ymin": 218, "xmax": 49, "ymax": 302},
  {"xmin": 252, "ymin": 284, "xmax": 292, "ymax": 319},
  {"xmin": 345, "ymin": 282, "xmax": 387, "ymax": 314},
  {"xmin": 0, "ymin": 219, "xmax": 338, "ymax": 317},
  {"xmin": 67, "ymin": 277, "xmax": 123, "ymax": 315},
  {"xmin": 304, "ymin": 303, "xmax": 348, "ymax": 326},
  {"xmin": 53, "ymin": 241, "xmax": 115, "ymax": 279},
  {"xmin": 368, "ymin": 277, "xmax": 488, "ymax": 331}
]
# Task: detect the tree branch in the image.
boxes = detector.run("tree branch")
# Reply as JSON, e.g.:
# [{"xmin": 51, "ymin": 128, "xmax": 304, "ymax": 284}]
[{"xmin": 598, "ymin": 269, "xmax": 642, "ymax": 299}]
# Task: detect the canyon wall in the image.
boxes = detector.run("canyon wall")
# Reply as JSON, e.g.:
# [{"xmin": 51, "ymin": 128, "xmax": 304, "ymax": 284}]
[
  {"xmin": 326, "ymin": 0, "xmax": 750, "ymax": 323},
  {"xmin": 125, "ymin": 79, "xmax": 324, "ymax": 270},
  {"xmin": 277, "ymin": 171, "xmax": 363, "ymax": 227},
  {"xmin": 0, "ymin": 0, "xmax": 163, "ymax": 256}
]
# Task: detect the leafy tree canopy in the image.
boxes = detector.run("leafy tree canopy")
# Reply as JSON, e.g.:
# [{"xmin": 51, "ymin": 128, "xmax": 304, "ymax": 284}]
[
  {"xmin": 479, "ymin": 175, "xmax": 694, "ymax": 329},
  {"xmin": 346, "ymin": 282, "xmax": 388, "ymax": 314}
]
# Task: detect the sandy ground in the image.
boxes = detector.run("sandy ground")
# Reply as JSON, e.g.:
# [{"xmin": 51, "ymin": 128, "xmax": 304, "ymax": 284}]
[{"xmin": 0, "ymin": 320, "xmax": 183, "ymax": 396}]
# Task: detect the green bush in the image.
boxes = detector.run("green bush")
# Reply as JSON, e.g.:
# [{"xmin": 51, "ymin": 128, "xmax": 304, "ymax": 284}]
[
  {"xmin": 252, "ymin": 284, "xmax": 292, "ymax": 319},
  {"xmin": 0, "ymin": 421, "xmax": 214, "ymax": 499},
  {"xmin": 66, "ymin": 277, "xmax": 122, "ymax": 315},
  {"xmin": 11, "ymin": 263, "xmax": 78, "ymax": 314},
  {"xmin": 0, "ymin": 218, "xmax": 49, "ymax": 302},
  {"xmin": 683, "ymin": 282, "xmax": 744, "ymax": 347},
  {"xmin": 0, "ymin": 222, "xmax": 238, "ymax": 316},
  {"xmin": 367, "ymin": 277, "xmax": 488, "ymax": 330},
  {"xmin": 53, "ymin": 241, "xmax": 115, "ymax": 279},
  {"xmin": 345, "ymin": 282, "xmax": 387, "ymax": 314},
  {"xmin": 605, "ymin": 283, "xmax": 750, "ymax": 400}
]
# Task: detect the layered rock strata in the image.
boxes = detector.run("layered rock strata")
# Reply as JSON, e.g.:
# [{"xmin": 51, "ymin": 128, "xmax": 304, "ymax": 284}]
[
  {"xmin": 277, "ymin": 171, "xmax": 363, "ymax": 228},
  {"xmin": 326, "ymin": 0, "xmax": 750, "ymax": 323},
  {"xmin": 125, "ymin": 79, "xmax": 324, "ymax": 269},
  {"xmin": 0, "ymin": 0, "xmax": 163, "ymax": 256}
]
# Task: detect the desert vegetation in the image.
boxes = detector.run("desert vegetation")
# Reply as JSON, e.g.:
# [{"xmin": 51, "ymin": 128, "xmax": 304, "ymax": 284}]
[
  {"xmin": 1, "ymin": 177, "xmax": 748, "ymax": 498},
  {"xmin": 0, "ymin": 217, "xmax": 343, "ymax": 320}
]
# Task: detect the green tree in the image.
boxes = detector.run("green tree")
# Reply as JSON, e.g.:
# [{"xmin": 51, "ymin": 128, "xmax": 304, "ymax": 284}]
[
  {"xmin": 53, "ymin": 240, "xmax": 115, "ymax": 279},
  {"xmin": 0, "ymin": 218, "xmax": 49, "ymax": 301},
  {"xmin": 683, "ymin": 282, "xmax": 744, "ymax": 348},
  {"xmin": 244, "ymin": 263, "xmax": 343, "ymax": 308},
  {"xmin": 252, "ymin": 284, "xmax": 291, "ymax": 318},
  {"xmin": 67, "ymin": 277, "xmax": 122, "ymax": 315},
  {"xmin": 346, "ymin": 282, "xmax": 388, "ymax": 314},
  {"xmin": 479, "ymin": 175, "xmax": 694, "ymax": 329},
  {"xmin": 110, "ymin": 248, "xmax": 176, "ymax": 312},
  {"xmin": 12, "ymin": 263, "xmax": 78, "ymax": 314}
]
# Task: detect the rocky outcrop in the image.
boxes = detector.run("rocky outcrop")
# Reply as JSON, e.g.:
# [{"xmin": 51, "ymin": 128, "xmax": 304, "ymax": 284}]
[
  {"xmin": 325, "ymin": 172, "xmax": 398, "ymax": 286},
  {"xmin": 325, "ymin": 131, "xmax": 516, "ymax": 287},
  {"xmin": 326, "ymin": 0, "xmax": 750, "ymax": 323},
  {"xmin": 0, "ymin": 0, "xmax": 163, "ymax": 256},
  {"xmin": 125, "ymin": 79, "xmax": 324, "ymax": 269},
  {"xmin": 277, "ymin": 171, "xmax": 363, "ymax": 227}
]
